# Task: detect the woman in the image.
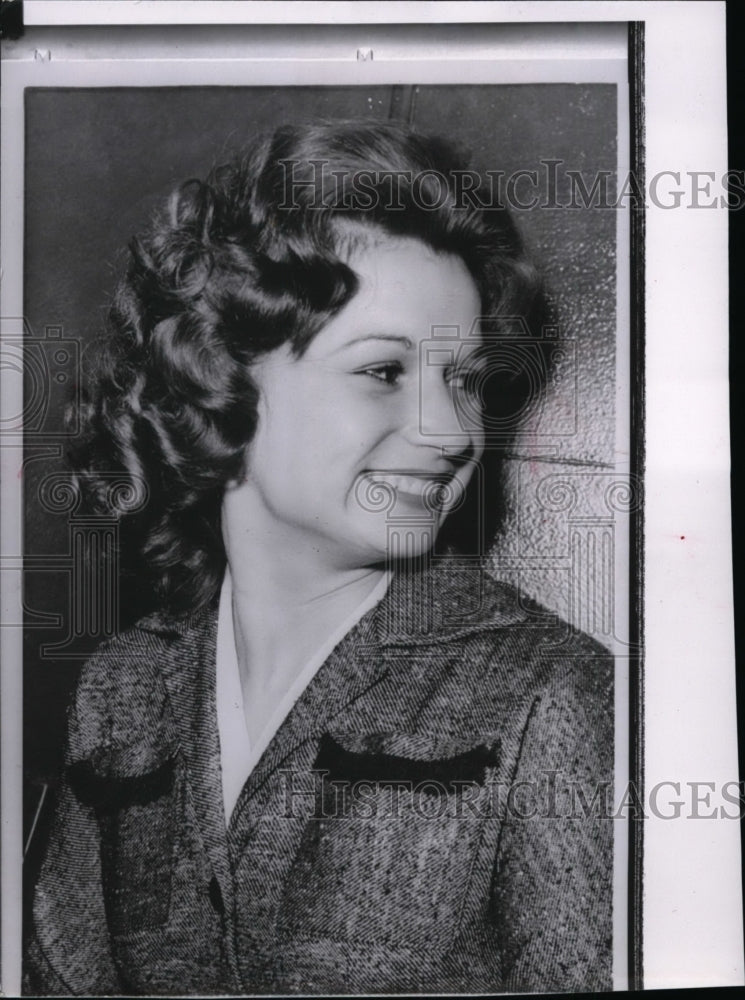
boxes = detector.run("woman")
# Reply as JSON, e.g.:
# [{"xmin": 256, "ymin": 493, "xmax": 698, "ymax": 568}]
[{"xmin": 25, "ymin": 121, "xmax": 613, "ymax": 995}]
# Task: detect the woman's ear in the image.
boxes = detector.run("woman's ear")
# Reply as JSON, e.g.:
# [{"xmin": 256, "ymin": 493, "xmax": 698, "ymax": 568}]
[
  {"xmin": 224, "ymin": 472, "xmax": 247, "ymax": 491},
  {"xmin": 224, "ymin": 455, "xmax": 251, "ymax": 491}
]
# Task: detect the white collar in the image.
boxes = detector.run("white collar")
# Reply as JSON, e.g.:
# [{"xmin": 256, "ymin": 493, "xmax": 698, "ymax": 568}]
[{"xmin": 215, "ymin": 566, "xmax": 392, "ymax": 824}]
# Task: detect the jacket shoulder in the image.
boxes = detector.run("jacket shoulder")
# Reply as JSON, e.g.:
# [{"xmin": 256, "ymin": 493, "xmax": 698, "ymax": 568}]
[
  {"xmin": 76, "ymin": 602, "xmax": 216, "ymax": 685},
  {"xmin": 428, "ymin": 564, "xmax": 613, "ymax": 719},
  {"xmin": 435, "ymin": 561, "xmax": 612, "ymax": 653},
  {"xmin": 66, "ymin": 605, "xmax": 216, "ymax": 778}
]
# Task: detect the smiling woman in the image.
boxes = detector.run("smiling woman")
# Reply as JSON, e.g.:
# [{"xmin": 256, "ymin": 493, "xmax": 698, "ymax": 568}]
[{"xmin": 24, "ymin": 121, "xmax": 613, "ymax": 996}]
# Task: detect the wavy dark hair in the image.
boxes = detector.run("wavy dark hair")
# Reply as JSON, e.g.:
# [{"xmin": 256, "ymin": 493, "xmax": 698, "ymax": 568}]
[{"xmin": 72, "ymin": 119, "xmax": 547, "ymax": 618}]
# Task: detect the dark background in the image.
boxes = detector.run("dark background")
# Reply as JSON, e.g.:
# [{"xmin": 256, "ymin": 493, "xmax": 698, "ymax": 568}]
[{"xmin": 22, "ymin": 83, "xmax": 617, "ymax": 855}]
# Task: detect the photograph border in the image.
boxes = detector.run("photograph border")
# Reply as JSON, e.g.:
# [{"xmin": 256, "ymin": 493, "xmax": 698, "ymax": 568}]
[
  {"xmin": 2, "ymin": 2, "xmax": 740, "ymax": 995},
  {"xmin": 5, "ymin": 32, "xmax": 634, "ymax": 993}
]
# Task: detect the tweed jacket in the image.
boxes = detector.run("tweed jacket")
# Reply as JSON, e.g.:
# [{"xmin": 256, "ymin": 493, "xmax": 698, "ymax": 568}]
[{"xmin": 25, "ymin": 559, "xmax": 614, "ymax": 996}]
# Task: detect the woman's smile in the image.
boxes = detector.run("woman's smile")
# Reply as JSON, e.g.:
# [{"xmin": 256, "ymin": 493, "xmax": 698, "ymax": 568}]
[{"xmin": 359, "ymin": 469, "xmax": 468, "ymax": 510}]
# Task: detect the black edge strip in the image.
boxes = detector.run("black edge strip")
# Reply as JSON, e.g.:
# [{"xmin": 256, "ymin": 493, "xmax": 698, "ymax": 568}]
[{"xmin": 628, "ymin": 19, "xmax": 646, "ymax": 993}]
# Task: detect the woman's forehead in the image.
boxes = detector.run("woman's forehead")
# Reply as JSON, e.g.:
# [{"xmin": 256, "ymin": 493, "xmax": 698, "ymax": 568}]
[
  {"xmin": 342, "ymin": 230, "xmax": 479, "ymax": 306},
  {"xmin": 309, "ymin": 239, "xmax": 482, "ymax": 355}
]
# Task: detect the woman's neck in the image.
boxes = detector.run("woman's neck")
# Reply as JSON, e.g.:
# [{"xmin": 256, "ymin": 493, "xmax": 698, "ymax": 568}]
[
  {"xmin": 221, "ymin": 506, "xmax": 389, "ymax": 743},
  {"xmin": 228, "ymin": 552, "xmax": 386, "ymax": 648}
]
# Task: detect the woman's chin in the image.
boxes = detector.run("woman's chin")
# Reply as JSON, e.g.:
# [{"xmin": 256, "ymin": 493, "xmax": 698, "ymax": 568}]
[{"xmin": 362, "ymin": 524, "xmax": 440, "ymax": 567}]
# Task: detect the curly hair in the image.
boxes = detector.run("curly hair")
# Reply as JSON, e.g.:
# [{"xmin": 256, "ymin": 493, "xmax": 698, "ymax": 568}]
[{"xmin": 72, "ymin": 119, "xmax": 547, "ymax": 617}]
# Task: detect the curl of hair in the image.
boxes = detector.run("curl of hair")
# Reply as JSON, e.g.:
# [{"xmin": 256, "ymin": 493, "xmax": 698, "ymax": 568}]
[{"xmin": 70, "ymin": 120, "xmax": 547, "ymax": 617}]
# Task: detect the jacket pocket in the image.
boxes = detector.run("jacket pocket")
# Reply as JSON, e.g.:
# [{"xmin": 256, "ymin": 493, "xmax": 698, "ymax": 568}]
[
  {"xmin": 276, "ymin": 732, "xmax": 499, "ymax": 950},
  {"xmin": 94, "ymin": 761, "xmax": 178, "ymax": 936}
]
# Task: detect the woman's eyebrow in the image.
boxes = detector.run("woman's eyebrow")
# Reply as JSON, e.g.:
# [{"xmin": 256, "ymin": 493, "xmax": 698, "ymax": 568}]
[{"xmin": 332, "ymin": 334, "xmax": 415, "ymax": 353}]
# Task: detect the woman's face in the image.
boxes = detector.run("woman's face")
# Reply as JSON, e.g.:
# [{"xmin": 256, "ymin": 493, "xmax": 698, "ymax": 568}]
[{"xmin": 224, "ymin": 234, "xmax": 486, "ymax": 570}]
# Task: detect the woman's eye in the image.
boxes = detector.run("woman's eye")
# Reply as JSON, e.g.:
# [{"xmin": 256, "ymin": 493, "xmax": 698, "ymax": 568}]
[
  {"xmin": 359, "ymin": 362, "xmax": 404, "ymax": 386},
  {"xmin": 447, "ymin": 368, "xmax": 483, "ymax": 396}
]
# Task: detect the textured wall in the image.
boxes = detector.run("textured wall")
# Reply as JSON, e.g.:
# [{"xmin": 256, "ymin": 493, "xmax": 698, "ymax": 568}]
[{"xmin": 23, "ymin": 84, "xmax": 618, "ymax": 784}]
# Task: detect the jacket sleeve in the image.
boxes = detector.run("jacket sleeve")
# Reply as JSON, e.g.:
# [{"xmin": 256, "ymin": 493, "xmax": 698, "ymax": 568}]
[
  {"xmin": 23, "ymin": 651, "xmax": 132, "ymax": 997},
  {"xmin": 24, "ymin": 631, "xmax": 183, "ymax": 995},
  {"xmin": 491, "ymin": 649, "xmax": 615, "ymax": 993},
  {"xmin": 23, "ymin": 772, "xmax": 124, "ymax": 996}
]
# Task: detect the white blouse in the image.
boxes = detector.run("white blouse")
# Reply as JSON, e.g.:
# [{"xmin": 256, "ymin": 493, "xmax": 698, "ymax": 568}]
[{"xmin": 216, "ymin": 566, "xmax": 392, "ymax": 823}]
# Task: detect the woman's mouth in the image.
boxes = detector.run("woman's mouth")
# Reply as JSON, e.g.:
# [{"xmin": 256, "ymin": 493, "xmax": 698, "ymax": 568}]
[{"xmin": 358, "ymin": 470, "xmax": 467, "ymax": 513}]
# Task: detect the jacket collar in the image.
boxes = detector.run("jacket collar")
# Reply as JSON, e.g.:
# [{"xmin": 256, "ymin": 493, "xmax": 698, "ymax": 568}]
[{"xmin": 370, "ymin": 555, "xmax": 533, "ymax": 647}]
